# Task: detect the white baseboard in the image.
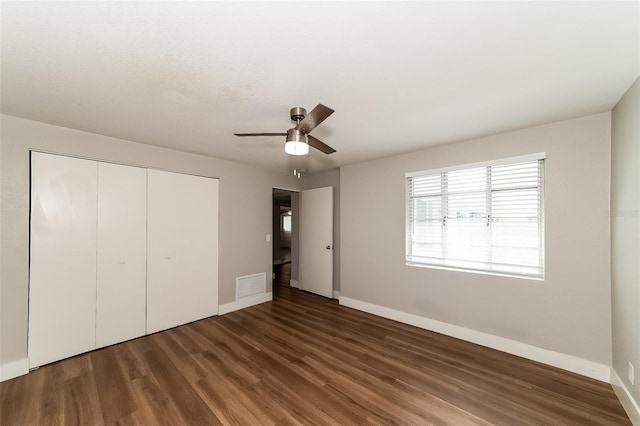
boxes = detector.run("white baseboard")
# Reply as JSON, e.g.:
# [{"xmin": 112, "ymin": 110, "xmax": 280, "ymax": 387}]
[
  {"xmin": 611, "ymin": 369, "xmax": 640, "ymax": 425},
  {"xmin": 339, "ymin": 296, "xmax": 611, "ymax": 383},
  {"xmin": 0, "ymin": 357, "xmax": 29, "ymax": 382},
  {"xmin": 290, "ymin": 279, "xmax": 299, "ymax": 288},
  {"xmin": 219, "ymin": 292, "xmax": 273, "ymax": 315},
  {"xmin": 332, "ymin": 290, "xmax": 340, "ymax": 299}
]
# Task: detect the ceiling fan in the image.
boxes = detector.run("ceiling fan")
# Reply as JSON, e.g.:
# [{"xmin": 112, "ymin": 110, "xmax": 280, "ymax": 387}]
[{"xmin": 234, "ymin": 104, "xmax": 336, "ymax": 156}]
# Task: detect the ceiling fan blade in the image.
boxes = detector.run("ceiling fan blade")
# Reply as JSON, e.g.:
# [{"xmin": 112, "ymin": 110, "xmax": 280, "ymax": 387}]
[
  {"xmin": 234, "ymin": 132, "xmax": 287, "ymax": 137},
  {"xmin": 308, "ymin": 135, "xmax": 336, "ymax": 155},
  {"xmin": 295, "ymin": 104, "xmax": 334, "ymax": 134}
]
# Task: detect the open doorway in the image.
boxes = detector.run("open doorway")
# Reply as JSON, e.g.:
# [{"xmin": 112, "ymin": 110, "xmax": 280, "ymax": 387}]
[{"xmin": 272, "ymin": 188, "xmax": 299, "ymax": 297}]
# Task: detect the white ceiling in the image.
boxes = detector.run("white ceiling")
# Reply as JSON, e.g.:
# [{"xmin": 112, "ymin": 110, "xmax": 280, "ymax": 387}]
[{"xmin": 1, "ymin": 1, "xmax": 638, "ymax": 173}]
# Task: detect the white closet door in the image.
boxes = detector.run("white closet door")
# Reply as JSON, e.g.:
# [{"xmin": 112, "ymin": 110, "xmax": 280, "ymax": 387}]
[
  {"xmin": 96, "ymin": 162, "xmax": 147, "ymax": 348},
  {"xmin": 147, "ymin": 169, "xmax": 219, "ymax": 334},
  {"xmin": 29, "ymin": 152, "xmax": 98, "ymax": 368}
]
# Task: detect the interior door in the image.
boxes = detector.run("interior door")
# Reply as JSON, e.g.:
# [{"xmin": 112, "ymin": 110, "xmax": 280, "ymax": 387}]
[
  {"xmin": 300, "ymin": 186, "xmax": 333, "ymax": 298},
  {"xmin": 147, "ymin": 169, "xmax": 219, "ymax": 334},
  {"xmin": 29, "ymin": 152, "xmax": 98, "ymax": 368},
  {"xmin": 96, "ymin": 162, "xmax": 147, "ymax": 348}
]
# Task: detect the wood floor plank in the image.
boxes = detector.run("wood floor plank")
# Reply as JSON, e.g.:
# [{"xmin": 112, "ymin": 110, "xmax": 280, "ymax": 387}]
[
  {"xmin": 60, "ymin": 374, "xmax": 103, "ymax": 426},
  {"xmin": 91, "ymin": 346, "xmax": 138, "ymax": 424},
  {"xmin": 142, "ymin": 348, "xmax": 223, "ymax": 425},
  {"xmin": 0, "ymin": 270, "xmax": 632, "ymax": 425},
  {"xmin": 149, "ymin": 329, "xmax": 209, "ymax": 384},
  {"xmin": 194, "ymin": 374, "xmax": 267, "ymax": 426},
  {"xmin": 129, "ymin": 374, "xmax": 184, "ymax": 426},
  {"xmin": 112, "ymin": 342, "xmax": 148, "ymax": 382}
]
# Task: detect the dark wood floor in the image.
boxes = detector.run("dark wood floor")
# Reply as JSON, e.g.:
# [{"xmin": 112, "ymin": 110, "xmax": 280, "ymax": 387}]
[
  {"xmin": 273, "ymin": 262, "xmax": 292, "ymax": 291},
  {"xmin": 1, "ymin": 273, "xmax": 630, "ymax": 425}
]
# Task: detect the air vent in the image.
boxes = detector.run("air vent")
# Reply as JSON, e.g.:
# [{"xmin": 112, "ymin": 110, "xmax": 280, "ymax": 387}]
[{"xmin": 236, "ymin": 273, "xmax": 266, "ymax": 299}]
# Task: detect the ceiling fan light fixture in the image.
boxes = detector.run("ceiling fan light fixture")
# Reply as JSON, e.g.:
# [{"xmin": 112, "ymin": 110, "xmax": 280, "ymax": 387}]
[
  {"xmin": 284, "ymin": 129, "xmax": 309, "ymax": 155},
  {"xmin": 285, "ymin": 141, "xmax": 309, "ymax": 156}
]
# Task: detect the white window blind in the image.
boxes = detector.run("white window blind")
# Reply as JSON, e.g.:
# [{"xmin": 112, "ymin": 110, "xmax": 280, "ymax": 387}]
[{"xmin": 406, "ymin": 155, "xmax": 545, "ymax": 279}]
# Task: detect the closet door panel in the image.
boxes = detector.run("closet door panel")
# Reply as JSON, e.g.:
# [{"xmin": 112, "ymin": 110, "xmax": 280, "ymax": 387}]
[
  {"xmin": 29, "ymin": 152, "xmax": 98, "ymax": 368},
  {"xmin": 147, "ymin": 170, "xmax": 219, "ymax": 334},
  {"xmin": 96, "ymin": 162, "xmax": 147, "ymax": 348}
]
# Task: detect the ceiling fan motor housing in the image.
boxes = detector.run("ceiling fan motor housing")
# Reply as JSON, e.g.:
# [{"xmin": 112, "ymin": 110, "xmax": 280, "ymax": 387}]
[{"xmin": 290, "ymin": 107, "xmax": 307, "ymax": 123}]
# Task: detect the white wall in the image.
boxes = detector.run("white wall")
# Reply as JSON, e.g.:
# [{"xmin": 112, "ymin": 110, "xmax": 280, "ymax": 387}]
[
  {"xmin": 611, "ymin": 76, "xmax": 640, "ymax": 421},
  {"xmin": 303, "ymin": 168, "xmax": 340, "ymax": 293},
  {"xmin": 340, "ymin": 113, "xmax": 612, "ymax": 372},
  {"xmin": 0, "ymin": 114, "xmax": 300, "ymax": 377}
]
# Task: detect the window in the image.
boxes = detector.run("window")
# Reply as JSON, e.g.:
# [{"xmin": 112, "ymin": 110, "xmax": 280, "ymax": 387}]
[
  {"xmin": 406, "ymin": 153, "xmax": 545, "ymax": 279},
  {"xmin": 282, "ymin": 214, "xmax": 292, "ymax": 233},
  {"xmin": 280, "ymin": 210, "xmax": 292, "ymax": 241}
]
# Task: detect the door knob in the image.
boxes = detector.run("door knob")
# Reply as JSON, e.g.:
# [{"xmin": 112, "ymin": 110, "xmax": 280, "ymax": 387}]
[
  {"xmin": 165, "ymin": 255, "xmax": 171, "ymax": 260},
  {"xmin": 119, "ymin": 260, "xmax": 126, "ymax": 264}
]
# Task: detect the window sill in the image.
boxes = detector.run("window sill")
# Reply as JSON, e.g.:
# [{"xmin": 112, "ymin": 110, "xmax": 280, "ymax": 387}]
[{"xmin": 405, "ymin": 262, "xmax": 544, "ymax": 281}]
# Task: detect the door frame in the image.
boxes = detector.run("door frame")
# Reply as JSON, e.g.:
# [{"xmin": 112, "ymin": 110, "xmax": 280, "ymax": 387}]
[{"xmin": 272, "ymin": 187, "xmax": 300, "ymax": 293}]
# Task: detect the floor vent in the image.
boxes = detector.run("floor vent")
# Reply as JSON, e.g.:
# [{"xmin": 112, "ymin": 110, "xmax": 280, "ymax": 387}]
[{"xmin": 236, "ymin": 273, "xmax": 266, "ymax": 299}]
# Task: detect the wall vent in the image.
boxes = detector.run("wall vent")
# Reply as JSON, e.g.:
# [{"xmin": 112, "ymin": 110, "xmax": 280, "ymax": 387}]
[{"xmin": 236, "ymin": 273, "xmax": 266, "ymax": 299}]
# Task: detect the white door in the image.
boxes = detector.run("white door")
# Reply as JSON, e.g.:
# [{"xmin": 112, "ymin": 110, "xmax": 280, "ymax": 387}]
[
  {"xmin": 29, "ymin": 152, "xmax": 98, "ymax": 368},
  {"xmin": 300, "ymin": 186, "xmax": 333, "ymax": 298},
  {"xmin": 96, "ymin": 162, "xmax": 147, "ymax": 348},
  {"xmin": 147, "ymin": 170, "xmax": 219, "ymax": 334}
]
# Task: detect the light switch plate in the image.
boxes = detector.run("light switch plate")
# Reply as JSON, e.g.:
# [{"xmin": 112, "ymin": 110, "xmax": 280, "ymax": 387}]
[
  {"xmin": 629, "ymin": 362, "xmax": 635, "ymax": 385},
  {"xmin": 266, "ymin": 233, "xmax": 271, "ymax": 242}
]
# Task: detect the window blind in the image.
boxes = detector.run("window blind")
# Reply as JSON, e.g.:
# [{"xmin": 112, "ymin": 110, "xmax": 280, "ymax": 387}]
[{"xmin": 406, "ymin": 156, "xmax": 545, "ymax": 279}]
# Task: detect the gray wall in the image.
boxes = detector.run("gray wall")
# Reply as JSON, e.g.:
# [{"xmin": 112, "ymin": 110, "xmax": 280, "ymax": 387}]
[
  {"xmin": 611, "ymin": 76, "xmax": 640, "ymax": 405},
  {"xmin": 0, "ymin": 114, "xmax": 300, "ymax": 369},
  {"xmin": 303, "ymin": 168, "xmax": 340, "ymax": 292},
  {"xmin": 340, "ymin": 113, "xmax": 612, "ymax": 364}
]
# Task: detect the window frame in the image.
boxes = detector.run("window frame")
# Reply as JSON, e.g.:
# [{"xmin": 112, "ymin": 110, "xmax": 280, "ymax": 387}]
[{"xmin": 405, "ymin": 153, "xmax": 546, "ymax": 280}]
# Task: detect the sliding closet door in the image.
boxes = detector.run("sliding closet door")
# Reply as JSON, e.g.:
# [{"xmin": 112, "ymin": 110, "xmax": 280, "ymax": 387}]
[
  {"xmin": 29, "ymin": 152, "xmax": 98, "ymax": 368},
  {"xmin": 147, "ymin": 170, "xmax": 219, "ymax": 334},
  {"xmin": 96, "ymin": 162, "xmax": 147, "ymax": 348}
]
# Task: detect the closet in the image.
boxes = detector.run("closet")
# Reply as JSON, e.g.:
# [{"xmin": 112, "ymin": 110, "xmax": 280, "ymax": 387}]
[
  {"xmin": 28, "ymin": 152, "xmax": 219, "ymax": 368},
  {"xmin": 96, "ymin": 162, "xmax": 147, "ymax": 348},
  {"xmin": 29, "ymin": 153, "xmax": 99, "ymax": 367},
  {"xmin": 147, "ymin": 169, "xmax": 219, "ymax": 334}
]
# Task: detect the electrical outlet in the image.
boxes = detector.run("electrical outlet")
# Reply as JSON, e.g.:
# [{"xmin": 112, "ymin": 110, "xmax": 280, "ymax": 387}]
[{"xmin": 629, "ymin": 362, "xmax": 635, "ymax": 385}]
